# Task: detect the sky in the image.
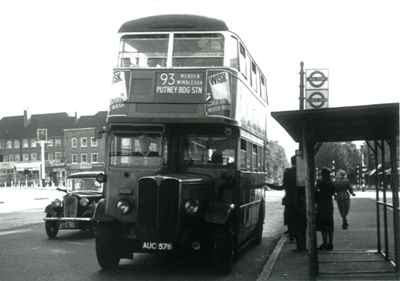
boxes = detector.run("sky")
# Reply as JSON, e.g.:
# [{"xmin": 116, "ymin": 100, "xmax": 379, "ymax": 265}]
[{"xmin": 0, "ymin": 0, "xmax": 399, "ymax": 157}]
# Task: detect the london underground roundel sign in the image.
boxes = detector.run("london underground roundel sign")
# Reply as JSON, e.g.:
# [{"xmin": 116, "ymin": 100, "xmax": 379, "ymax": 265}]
[
  {"xmin": 306, "ymin": 70, "xmax": 328, "ymax": 88},
  {"xmin": 307, "ymin": 91, "xmax": 326, "ymax": 109}
]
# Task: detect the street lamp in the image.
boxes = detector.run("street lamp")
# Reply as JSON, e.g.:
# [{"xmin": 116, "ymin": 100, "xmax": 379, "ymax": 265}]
[{"xmin": 37, "ymin": 128, "xmax": 48, "ymax": 187}]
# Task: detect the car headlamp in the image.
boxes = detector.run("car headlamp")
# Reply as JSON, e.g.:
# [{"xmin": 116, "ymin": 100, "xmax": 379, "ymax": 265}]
[
  {"xmin": 79, "ymin": 197, "xmax": 90, "ymax": 207},
  {"xmin": 117, "ymin": 199, "xmax": 131, "ymax": 215},
  {"xmin": 52, "ymin": 199, "xmax": 62, "ymax": 208},
  {"xmin": 184, "ymin": 200, "xmax": 200, "ymax": 214}
]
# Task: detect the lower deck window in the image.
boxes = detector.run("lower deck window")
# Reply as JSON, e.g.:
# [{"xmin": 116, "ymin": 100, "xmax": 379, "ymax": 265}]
[
  {"xmin": 184, "ymin": 135, "xmax": 235, "ymax": 167},
  {"xmin": 110, "ymin": 133, "xmax": 164, "ymax": 168}
]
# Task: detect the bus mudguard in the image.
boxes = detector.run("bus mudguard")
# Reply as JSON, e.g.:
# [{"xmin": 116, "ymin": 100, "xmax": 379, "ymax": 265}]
[
  {"xmin": 93, "ymin": 199, "xmax": 114, "ymax": 223},
  {"xmin": 204, "ymin": 202, "xmax": 235, "ymax": 224}
]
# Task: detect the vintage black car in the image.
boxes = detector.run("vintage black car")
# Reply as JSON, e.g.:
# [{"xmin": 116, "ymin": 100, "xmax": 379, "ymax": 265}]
[{"xmin": 43, "ymin": 171, "xmax": 103, "ymax": 239}]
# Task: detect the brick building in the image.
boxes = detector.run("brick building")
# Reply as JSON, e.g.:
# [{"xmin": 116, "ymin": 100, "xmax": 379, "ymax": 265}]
[
  {"xmin": 0, "ymin": 110, "xmax": 106, "ymax": 187},
  {"xmin": 64, "ymin": 111, "xmax": 107, "ymax": 174}
]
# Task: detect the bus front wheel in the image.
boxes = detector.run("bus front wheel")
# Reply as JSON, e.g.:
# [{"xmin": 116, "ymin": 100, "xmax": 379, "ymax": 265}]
[{"xmin": 95, "ymin": 223, "xmax": 120, "ymax": 270}]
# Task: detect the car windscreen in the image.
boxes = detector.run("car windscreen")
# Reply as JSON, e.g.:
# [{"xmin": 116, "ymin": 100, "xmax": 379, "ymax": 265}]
[{"xmin": 67, "ymin": 177, "xmax": 102, "ymax": 192}]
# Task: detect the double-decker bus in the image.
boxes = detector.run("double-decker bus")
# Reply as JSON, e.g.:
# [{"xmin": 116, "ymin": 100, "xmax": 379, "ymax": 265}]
[{"xmin": 95, "ymin": 14, "xmax": 269, "ymax": 273}]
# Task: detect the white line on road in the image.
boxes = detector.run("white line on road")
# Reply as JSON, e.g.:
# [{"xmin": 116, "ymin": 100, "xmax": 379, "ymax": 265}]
[{"xmin": 0, "ymin": 228, "xmax": 32, "ymax": 236}]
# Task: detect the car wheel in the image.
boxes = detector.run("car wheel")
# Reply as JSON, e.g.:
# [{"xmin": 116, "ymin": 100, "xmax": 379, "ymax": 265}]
[
  {"xmin": 254, "ymin": 202, "xmax": 265, "ymax": 245},
  {"xmin": 95, "ymin": 223, "xmax": 120, "ymax": 270},
  {"xmin": 212, "ymin": 225, "xmax": 235, "ymax": 274},
  {"xmin": 45, "ymin": 221, "xmax": 59, "ymax": 239}
]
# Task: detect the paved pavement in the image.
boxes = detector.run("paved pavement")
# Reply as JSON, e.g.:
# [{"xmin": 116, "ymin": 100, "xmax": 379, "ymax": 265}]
[
  {"xmin": 0, "ymin": 187, "xmax": 63, "ymax": 213},
  {"xmin": 258, "ymin": 195, "xmax": 400, "ymax": 281}
]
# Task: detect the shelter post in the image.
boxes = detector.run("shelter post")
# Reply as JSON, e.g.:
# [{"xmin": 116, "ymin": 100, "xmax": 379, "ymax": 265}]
[
  {"xmin": 390, "ymin": 117, "xmax": 400, "ymax": 273},
  {"xmin": 374, "ymin": 140, "xmax": 382, "ymax": 253},
  {"xmin": 301, "ymin": 125, "xmax": 318, "ymax": 278}
]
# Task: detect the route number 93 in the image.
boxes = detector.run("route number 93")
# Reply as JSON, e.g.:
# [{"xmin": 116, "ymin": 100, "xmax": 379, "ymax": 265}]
[{"xmin": 159, "ymin": 73, "xmax": 176, "ymax": 86}]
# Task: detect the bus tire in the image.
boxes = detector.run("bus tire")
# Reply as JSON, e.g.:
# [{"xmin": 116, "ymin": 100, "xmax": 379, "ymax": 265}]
[
  {"xmin": 212, "ymin": 225, "xmax": 234, "ymax": 274},
  {"xmin": 95, "ymin": 223, "xmax": 120, "ymax": 270}
]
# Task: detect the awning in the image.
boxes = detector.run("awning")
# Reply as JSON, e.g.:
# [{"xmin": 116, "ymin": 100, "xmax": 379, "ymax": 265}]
[
  {"xmin": 14, "ymin": 161, "xmax": 41, "ymax": 172},
  {"xmin": 271, "ymin": 103, "xmax": 399, "ymax": 143}
]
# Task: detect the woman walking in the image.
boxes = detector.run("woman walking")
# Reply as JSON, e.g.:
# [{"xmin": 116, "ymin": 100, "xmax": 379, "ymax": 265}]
[
  {"xmin": 334, "ymin": 169, "xmax": 355, "ymax": 229},
  {"xmin": 316, "ymin": 168, "xmax": 336, "ymax": 250}
]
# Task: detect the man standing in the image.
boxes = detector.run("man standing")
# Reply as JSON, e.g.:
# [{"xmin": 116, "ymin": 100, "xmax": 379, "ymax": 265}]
[{"xmin": 282, "ymin": 155, "xmax": 306, "ymax": 252}]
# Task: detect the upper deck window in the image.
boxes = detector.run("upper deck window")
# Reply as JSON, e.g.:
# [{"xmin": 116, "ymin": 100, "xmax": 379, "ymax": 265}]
[
  {"xmin": 119, "ymin": 34, "xmax": 169, "ymax": 68},
  {"xmin": 172, "ymin": 33, "xmax": 224, "ymax": 67}
]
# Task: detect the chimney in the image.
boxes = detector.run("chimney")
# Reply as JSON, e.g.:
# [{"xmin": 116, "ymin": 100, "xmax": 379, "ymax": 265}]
[{"xmin": 23, "ymin": 109, "xmax": 30, "ymax": 128}]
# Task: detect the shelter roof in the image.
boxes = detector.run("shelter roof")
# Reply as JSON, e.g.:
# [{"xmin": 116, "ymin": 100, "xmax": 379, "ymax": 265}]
[{"xmin": 271, "ymin": 103, "xmax": 399, "ymax": 143}]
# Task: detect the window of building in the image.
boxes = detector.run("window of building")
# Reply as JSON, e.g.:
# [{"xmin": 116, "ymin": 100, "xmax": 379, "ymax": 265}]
[
  {"xmin": 48, "ymin": 152, "xmax": 54, "ymax": 161},
  {"xmin": 71, "ymin": 137, "xmax": 78, "ymax": 148},
  {"xmin": 14, "ymin": 154, "xmax": 20, "ymax": 162},
  {"xmin": 14, "ymin": 140, "xmax": 20, "ymax": 149},
  {"xmin": 31, "ymin": 153, "xmax": 37, "ymax": 161},
  {"xmin": 0, "ymin": 140, "xmax": 3, "ymax": 149},
  {"xmin": 55, "ymin": 152, "xmax": 62, "ymax": 162},
  {"xmin": 91, "ymin": 153, "xmax": 98, "ymax": 163},
  {"xmin": 6, "ymin": 140, "xmax": 12, "ymax": 149},
  {"xmin": 31, "ymin": 139, "xmax": 37, "ymax": 148},
  {"xmin": 23, "ymin": 153, "xmax": 29, "ymax": 161},
  {"xmin": 81, "ymin": 153, "xmax": 88, "ymax": 163},
  {"xmin": 4, "ymin": 155, "xmax": 9, "ymax": 162},
  {"xmin": 239, "ymin": 43, "xmax": 247, "ymax": 78},
  {"xmin": 54, "ymin": 137, "xmax": 62, "ymax": 147},
  {"xmin": 80, "ymin": 137, "xmax": 88, "ymax": 148},
  {"xmin": 47, "ymin": 138, "xmax": 53, "ymax": 147},
  {"xmin": 90, "ymin": 137, "xmax": 97, "ymax": 147},
  {"xmin": 22, "ymin": 139, "xmax": 29, "ymax": 148},
  {"xmin": 8, "ymin": 154, "xmax": 14, "ymax": 162},
  {"xmin": 72, "ymin": 154, "xmax": 78, "ymax": 163}
]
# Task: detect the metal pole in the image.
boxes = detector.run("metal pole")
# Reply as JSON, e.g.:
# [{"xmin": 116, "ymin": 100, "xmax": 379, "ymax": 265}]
[
  {"xmin": 299, "ymin": 62, "xmax": 305, "ymax": 110},
  {"xmin": 390, "ymin": 126, "xmax": 400, "ymax": 272},
  {"xmin": 40, "ymin": 141, "xmax": 45, "ymax": 187},
  {"xmin": 375, "ymin": 140, "xmax": 381, "ymax": 253},
  {"xmin": 382, "ymin": 140, "xmax": 389, "ymax": 259}
]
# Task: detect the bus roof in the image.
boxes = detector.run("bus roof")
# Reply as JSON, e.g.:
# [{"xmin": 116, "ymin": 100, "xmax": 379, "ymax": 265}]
[{"xmin": 118, "ymin": 14, "xmax": 229, "ymax": 33}]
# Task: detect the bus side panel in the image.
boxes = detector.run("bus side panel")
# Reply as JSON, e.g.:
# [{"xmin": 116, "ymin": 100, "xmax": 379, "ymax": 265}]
[{"xmin": 238, "ymin": 171, "xmax": 262, "ymax": 244}]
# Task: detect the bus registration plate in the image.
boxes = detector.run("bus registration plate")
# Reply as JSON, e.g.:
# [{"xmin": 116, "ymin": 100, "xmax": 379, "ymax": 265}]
[{"xmin": 142, "ymin": 242, "xmax": 173, "ymax": 251}]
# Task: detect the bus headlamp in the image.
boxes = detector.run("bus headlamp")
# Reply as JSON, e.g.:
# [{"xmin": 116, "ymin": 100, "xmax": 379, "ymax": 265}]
[
  {"xmin": 184, "ymin": 200, "xmax": 199, "ymax": 214},
  {"xmin": 117, "ymin": 199, "xmax": 131, "ymax": 215},
  {"xmin": 79, "ymin": 197, "xmax": 90, "ymax": 207}
]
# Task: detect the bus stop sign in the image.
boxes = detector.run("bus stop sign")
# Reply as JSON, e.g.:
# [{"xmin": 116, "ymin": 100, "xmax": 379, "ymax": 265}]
[
  {"xmin": 306, "ymin": 90, "xmax": 329, "ymax": 109},
  {"xmin": 306, "ymin": 70, "xmax": 328, "ymax": 89}
]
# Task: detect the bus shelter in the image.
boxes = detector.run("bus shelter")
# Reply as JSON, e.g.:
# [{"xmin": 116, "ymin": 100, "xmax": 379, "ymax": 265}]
[{"xmin": 271, "ymin": 103, "xmax": 400, "ymax": 279}]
